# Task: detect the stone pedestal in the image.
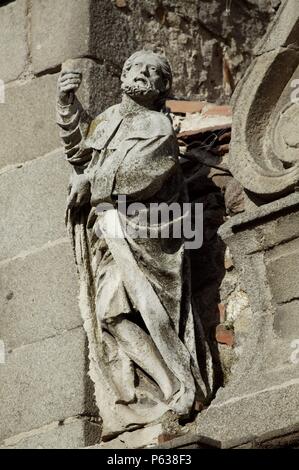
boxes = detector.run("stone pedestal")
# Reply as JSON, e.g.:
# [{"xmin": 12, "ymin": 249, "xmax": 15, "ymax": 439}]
[{"xmin": 196, "ymin": 193, "xmax": 299, "ymax": 442}]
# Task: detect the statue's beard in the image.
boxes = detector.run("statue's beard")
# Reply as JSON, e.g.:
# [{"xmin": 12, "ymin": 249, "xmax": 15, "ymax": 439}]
[{"xmin": 121, "ymin": 77, "xmax": 160, "ymax": 100}]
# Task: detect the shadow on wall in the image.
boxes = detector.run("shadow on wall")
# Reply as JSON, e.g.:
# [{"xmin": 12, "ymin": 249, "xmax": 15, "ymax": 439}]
[
  {"xmin": 184, "ymin": 160, "xmax": 226, "ymax": 399},
  {"xmin": 171, "ymin": 99, "xmax": 245, "ymax": 401}
]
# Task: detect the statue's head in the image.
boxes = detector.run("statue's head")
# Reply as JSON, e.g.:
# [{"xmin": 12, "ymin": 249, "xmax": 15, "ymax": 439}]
[{"xmin": 121, "ymin": 50, "xmax": 172, "ymax": 109}]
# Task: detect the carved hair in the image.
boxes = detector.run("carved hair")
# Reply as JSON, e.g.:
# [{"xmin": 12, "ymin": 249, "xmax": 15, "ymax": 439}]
[{"xmin": 121, "ymin": 50, "xmax": 172, "ymax": 108}]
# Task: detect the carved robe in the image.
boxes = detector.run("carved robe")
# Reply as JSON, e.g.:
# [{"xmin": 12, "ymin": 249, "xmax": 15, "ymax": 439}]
[{"xmin": 57, "ymin": 98, "xmax": 208, "ymax": 437}]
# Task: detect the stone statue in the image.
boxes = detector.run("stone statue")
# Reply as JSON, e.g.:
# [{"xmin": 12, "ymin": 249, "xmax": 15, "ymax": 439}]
[{"xmin": 56, "ymin": 50, "xmax": 208, "ymax": 438}]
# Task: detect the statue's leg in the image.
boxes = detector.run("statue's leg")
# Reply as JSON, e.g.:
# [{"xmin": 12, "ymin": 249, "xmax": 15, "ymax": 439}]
[
  {"xmin": 107, "ymin": 316, "xmax": 179, "ymax": 401},
  {"xmin": 102, "ymin": 330, "xmax": 136, "ymax": 404},
  {"xmin": 118, "ymin": 346, "xmax": 136, "ymax": 404}
]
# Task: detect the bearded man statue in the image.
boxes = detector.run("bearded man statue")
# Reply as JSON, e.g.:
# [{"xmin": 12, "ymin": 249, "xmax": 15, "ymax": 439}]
[{"xmin": 56, "ymin": 50, "xmax": 209, "ymax": 439}]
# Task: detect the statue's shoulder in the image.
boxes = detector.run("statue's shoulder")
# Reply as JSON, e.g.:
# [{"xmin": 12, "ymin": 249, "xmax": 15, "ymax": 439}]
[
  {"xmin": 86, "ymin": 104, "xmax": 120, "ymax": 139},
  {"xmin": 86, "ymin": 105, "xmax": 175, "ymax": 144},
  {"xmin": 131, "ymin": 110, "xmax": 174, "ymax": 139},
  {"xmin": 149, "ymin": 110, "xmax": 174, "ymax": 136}
]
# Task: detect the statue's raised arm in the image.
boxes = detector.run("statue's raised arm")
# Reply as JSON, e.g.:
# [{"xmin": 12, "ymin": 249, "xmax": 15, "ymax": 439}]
[{"xmin": 56, "ymin": 62, "xmax": 93, "ymax": 210}]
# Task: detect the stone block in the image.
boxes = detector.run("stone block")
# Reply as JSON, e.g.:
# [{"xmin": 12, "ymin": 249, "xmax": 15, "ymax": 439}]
[
  {"xmin": 0, "ymin": 327, "xmax": 95, "ymax": 441},
  {"xmin": 0, "ymin": 0, "xmax": 28, "ymax": 83},
  {"xmin": 1, "ymin": 418, "xmax": 101, "ymax": 449},
  {"xmin": 256, "ymin": 211, "xmax": 299, "ymax": 250},
  {"xmin": 89, "ymin": 0, "xmax": 135, "ymax": 69},
  {"xmin": 266, "ymin": 238, "xmax": 299, "ymax": 304},
  {"xmin": 0, "ymin": 151, "xmax": 70, "ymax": 261},
  {"xmin": 0, "ymin": 58, "xmax": 119, "ymax": 168},
  {"xmin": 274, "ymin": 301, "xmax": 299, "ymax": 340},
  {"xmin": 0, "ymin": 240, "xmax": 81, "ymax": 350},
  {"xmin": 196, "ymin": 380, "xmax": 299, "ymax": 444},
  {"xmin": 31, "ymin": 0, "xmax": 90, "ymax": 74},
  {"xmin": 0, "ymin": 74, "xmax": 61, "ymax": 167}
]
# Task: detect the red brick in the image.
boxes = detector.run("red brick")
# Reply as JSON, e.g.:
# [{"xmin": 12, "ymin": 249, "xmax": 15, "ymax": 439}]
[
  {"xmin": 216, "ymin": 324, "xmax": 234, "ymax": 346},
  {"xmin": 202, "ymin": 104, "xmax": 232, "ymax": 117},
  {"xmin": 166, "ymin": 99, "xmax": 206, "ymax": 114},
  {"xmin": 158, "ymin": 433, "xmax": 179, "ymax": 444}
]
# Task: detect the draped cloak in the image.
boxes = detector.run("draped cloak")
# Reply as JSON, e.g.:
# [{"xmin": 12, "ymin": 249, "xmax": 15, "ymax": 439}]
[{"xmin": 57, "ymin": 98, "xmax": 207, "ymax": 437}]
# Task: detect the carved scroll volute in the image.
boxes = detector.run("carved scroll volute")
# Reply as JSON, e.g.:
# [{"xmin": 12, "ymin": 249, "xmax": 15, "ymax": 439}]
[{"xmin": 229, "ymin": 0, "xmax": 299, "ymax": 202}]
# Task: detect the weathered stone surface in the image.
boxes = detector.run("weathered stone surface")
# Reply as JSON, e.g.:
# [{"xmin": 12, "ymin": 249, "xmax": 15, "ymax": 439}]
[
  {"xmin": 228, "ymin": 0, "xmax": 299, "ymax": 201},
  {"xmin": 266, "ymin": 238, "xmax": 299, "ymax": 304},
  {"xmin": 196, "ymin": 380, "xmax": 299, "ymax": 444},
  {"xmin": 219, "ymin": 194, "xmax": 299, "ymax": 376},
  {"xmin": 257, "ymin": 0, "xmax": 298, "ymax": 54},
  {"xmin": 92, "ymin": 424, "xmax": 165, "ymax": 449},
  {"xmin": 58, "ymin": 0, "xmax": 274, "ymax": 104},
  {"xmin": 87, "ymin": 0, "xmax": 277, "ymax": 104},
  {"xmin": 0, "ymin": 240, "xmax": 81, "ymax": 350},
  {"xmin": 0, "ymin": 74, "xmax": 61, "ymax": 167},
  {"xmin": 212, "ymin": 187, "xmax": 299, "ymax": 445},
  {"xmin": 31, "ymin": 0, "xmax": 90, "ymax": 74},
  {"xmin": 1, "ymin": 418, "xmax": 101, "ymax": 449},
  {"xmin": 0, "ymin": 327, "xmax": 95, "ymax": 441},
  {"xmin": 0, "ymin": 0, "xmax": 28, "ymax": 83},
  {"xmin": 256, "ymin": 211, "xmax": 299, "ymax": 250},
  {"xmin": 73, "ymin": 58, "xmax": 121, "ymax": 116},
  {"xmin": 0, "ymin": 58, "xmax": 114, "ymax": 168},
  {"xmin": 0, "ymin": 151, "xmax": 69, "ymax": 261},
  {"xmin": 274, "ymin": 301, "xmax": 299, "ymax": 339}
]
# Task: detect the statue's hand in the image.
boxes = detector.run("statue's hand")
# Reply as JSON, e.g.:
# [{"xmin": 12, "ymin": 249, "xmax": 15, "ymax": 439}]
[
  {"xmin": 57, "ymin": 70, "xmax": 82, "ymax": 106},
  {"xmin": 67, "ymin": 173, "xmax": 90, "ymax": 210}
]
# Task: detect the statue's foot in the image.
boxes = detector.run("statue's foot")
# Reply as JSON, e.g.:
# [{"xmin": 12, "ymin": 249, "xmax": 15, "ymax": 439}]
[{"xmin": 170, "ymin": 384, "xmax": 195, "ymax": 417}]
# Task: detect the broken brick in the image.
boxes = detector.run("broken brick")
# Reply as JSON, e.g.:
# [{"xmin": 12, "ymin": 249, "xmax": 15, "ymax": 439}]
[
  {"xmin": 202, "ymin": 105, "xmax": 232, "ymax": 117},
  {"xmin": 216, "ymin": 324, "xmax": 234, "ymax": 347},
  {"xmin": 177, "ymin": 123, "xmax": 231, "ymax": 139},
  {"xmin": 158, "ymin": 433, "xmax": 180, "ymax": 444},
  {"xmin": 166, "ymin": 99, "xmax": 206, "ymax": 114}
]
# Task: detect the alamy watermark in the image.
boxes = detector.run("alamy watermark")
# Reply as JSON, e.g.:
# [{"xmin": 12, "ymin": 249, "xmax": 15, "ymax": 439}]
[{"xmin": 94, "ymin": 195, "xmax": 204, "ymax": 250}]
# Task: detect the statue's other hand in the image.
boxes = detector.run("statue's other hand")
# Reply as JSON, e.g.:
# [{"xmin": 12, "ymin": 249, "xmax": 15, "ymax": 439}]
[
  {"xmin": 57, "ymin": 70, "xmax": 82, "ymax": 105},
  {"xmin": 67, "ymin": 174, "xmax": 90, "ymax": 210}
]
